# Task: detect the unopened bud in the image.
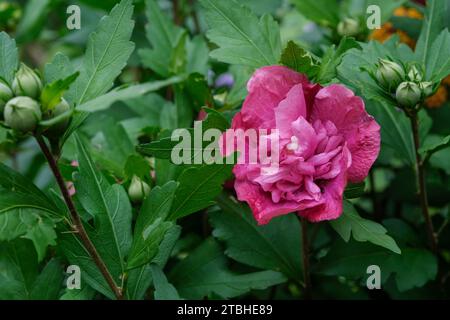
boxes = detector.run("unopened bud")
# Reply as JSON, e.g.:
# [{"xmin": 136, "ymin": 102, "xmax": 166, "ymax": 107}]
[
  {"xmin": 419, "ymin": 81, "xmax": 433, "ymax": 97},
  {"xmin": 4, "ymin": 96, "xmax": 42, "ymax": 133},
  {"xmin": 396, "ymin": 81, "xmax": 421, "ymax": 108},
  {"xmin": 376, "ymin": 59, "xmax": 405, "ymax": 90},
  {"xmin": 337, "ymin": 18, "xmax": 360, "ymax": 37},
  {"xmin": 12, "ymin": 63, "xmax": 42, "ymax": 98},
  {"xmin": 43, "ymin": 98, "xmax": 72, "ymax": 137},
  {"xmin": 0, "ymin": 80, "xmax": 13, "ymax": 117},
  {"xmin": 407, "ymin": 66, "xmax": 423, "ymax": 82},
  {"xmin": 128, "ymin": 175, "xmax": 151, "ymax": 203}
]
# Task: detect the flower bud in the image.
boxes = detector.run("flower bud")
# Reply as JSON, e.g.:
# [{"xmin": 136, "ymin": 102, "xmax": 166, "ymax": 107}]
[
  {"xmin": 43, "ymin": 98, "xmax": 72, "ymax": 137},
  {"xmin": 12, "ymin": 63, "xmax": 42, "ymax": 98},
  {"xmin": 376, "ymin": 59, "xmax": 405, "ymax": 90},
  {"xmin": 4, "ymin": 96, "xmax": 42, "ymax": 133},
  {"xmin": 337, "ymin": 18, "xmax": 360, "ymax": 37},
  {"xmin": 128, "ymin": 175, "xmax": 151, "ymax": 203},
  {"xmin": 407, "ymin": 66, "xmax": 423, "ymax": 82},
  {"xmin": 0, "ymin": 80, "xmax": 13, "ymax": 117},
  {"xmin": 419, "ymin": 81, "xmax": 433, "ymax": 97},
  {"xmin": 396, "ymin": 81, "xmax": 421, "ymax": 108}
]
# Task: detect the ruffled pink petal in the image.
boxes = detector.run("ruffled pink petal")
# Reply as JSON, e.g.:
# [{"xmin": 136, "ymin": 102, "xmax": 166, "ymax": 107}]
[
  {"xmin": 241, "ymin": 66, "xmax": 311, "ymax": 129},
  {"xmin": 275, "ymin": 84, "xmax": 307, "ymax": 137},
  {"xmin": 234, "ymin": 178, "xmax": 302, "ymax": 225},
  {"xmin": 310, "ymin": 84, "xmax": 380, "ymax": 183},
  {"xmin": 298, "ymin": 146, "xmax": 350, "ymax": 222}
]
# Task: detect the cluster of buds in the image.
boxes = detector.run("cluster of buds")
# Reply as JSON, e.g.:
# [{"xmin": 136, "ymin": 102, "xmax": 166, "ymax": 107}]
[
  {"xmin": 0, "ymin": 63, "xmax": 71, "ymax": 137},
  {"xmin": 375, "ymin": 59, "xmax": 435, "ymax": 110}
]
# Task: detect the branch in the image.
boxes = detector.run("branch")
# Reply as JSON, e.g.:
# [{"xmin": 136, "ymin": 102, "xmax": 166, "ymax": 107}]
[
  {"xmin": 409, "ymin": 113, "xmax": 438, "ymax": 254},
  {"xmin": 35, "ymin": 134, "xmax": 124, "ymax": 300}
]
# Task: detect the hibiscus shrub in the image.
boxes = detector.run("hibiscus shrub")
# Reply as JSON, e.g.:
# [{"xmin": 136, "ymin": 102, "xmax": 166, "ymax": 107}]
[{"xmin": 0, "ymin": 0, "xmax": 449, "ymax": 300}]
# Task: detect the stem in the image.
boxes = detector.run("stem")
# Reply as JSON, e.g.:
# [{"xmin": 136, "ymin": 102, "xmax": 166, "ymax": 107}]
[
  {"xmin": 35, "ymin": 135, "xmax": 124, "ymax": 300},
  {"xmin": 300, "ymin": 217, "xmax": 312, "ymax": 299},
  {"xmin": 172, "ymin": 0, "xmax": 182, "ymax": 26},
  {"xmin": 409, "ymin": 113, "xmax": 438, "ymax": 254}
]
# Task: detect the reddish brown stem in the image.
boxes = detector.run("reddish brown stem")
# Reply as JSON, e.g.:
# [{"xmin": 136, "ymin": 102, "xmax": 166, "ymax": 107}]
[
  {"xmin": 35, "ymin": 135, "xmax": 124, "ymax": 300},
  {"xmin": 409, "ymin": 114, "xmax": 438, "ymax": 254}
]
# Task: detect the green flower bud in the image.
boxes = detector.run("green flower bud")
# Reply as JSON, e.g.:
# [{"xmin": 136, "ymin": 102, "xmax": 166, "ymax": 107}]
[
  {"xmin": 0, "ymin": 80, "xmax": 13, "ymax": 117},
  {"xmin": 396, "ymin": 81, "xmax": 421, "ymax": 108},
  {"xmin": 12, "ymin": 63, "xmax": 43, "ymax": 98},
  {"xmin": 4, "ymin": 96, "xmax": 42, "ymax": 133},
  {"xmin": 376, "ymin": 59, "xmax": 405, "ymax": 90},
  {"xmin": 337, "ymin": 18, "xmax": 360, "ymax": 37},
  {"xmin": 128, "ymin": 175, "xmax": 151, "ymax": 203},
  {"xmin": 407, "ymin": 66, "xmax": 423, "ymax": 82},
  {"xmin": 419, "ymin": 81, "xmax": 433, "ymax": 97},
  {"xmin": 43, "ymin": 98, "xmax": 72, "ymax": 137}
]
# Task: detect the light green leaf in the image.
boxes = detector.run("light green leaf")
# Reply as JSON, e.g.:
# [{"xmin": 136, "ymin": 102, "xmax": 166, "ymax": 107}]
[
  {"xmin": 69, "ymin": 0, "xmax": 135, "ymax": 105},
  {"xmin": 151, "ymin": 264, "xmax": 181, "ymax": 300},
  {"xmin": 200, "ymin": 0, "xmax": 281, "ymax": 68},
  {"xmin": 40, "ymin": 72, "xmax": 79, "ymax": 111},
  {"xmin": 169, "ymin": 239, "xmax": 286, "ymax": 299},
  {"xmin": 212, "ymin": 194, "xmax": 303, "ymax": 281},
  {"xmin": 44, "ymin": 53, "xmax": 75, "ymax": 84},
  {"xmin": 77, "ymin": 75, "xmax": 186, "ymax": 112},
  {"xmin": 0, "ymin": 31, "xmax": 19, "ymax": 85},
  {"xmin": 330, "ymin": 201, "xmax": 401, "ymax": 254}
]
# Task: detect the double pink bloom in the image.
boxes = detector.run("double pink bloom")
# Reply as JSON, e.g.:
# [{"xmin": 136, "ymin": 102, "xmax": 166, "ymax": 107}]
[{"xmin": 224, "ymin": 66, "xmax": 380, "ymax": 224}]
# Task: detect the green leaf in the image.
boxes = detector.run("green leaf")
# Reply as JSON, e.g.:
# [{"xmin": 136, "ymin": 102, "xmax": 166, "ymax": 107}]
[
  {"xmin": 69, "ymin": 0, "xmax": 135, "ymax": 105},
  {"xmin": 200, "ymin": 0, "xmax": 281, "ymax": 68},
  {"xmin": 315, "ymin": 37, "xmax": 361, "ymax": 84},
  {"xmin": 415, "ymin": 0, "xmax": 447, "ymax": 65},
  {"xmin": 127, "ymin": 182, "xmax": 178, "ymax": 269},
  {"xmin": 150, "ymin": 264, "xmax": 181, "ymax": 300},
  {"xmin": 77, "ymin": 76, "xmax": 186, "ymax": 112},
  {"xmin": 291, "ymin": 0, "xmax": 339, "ymax": 27},
  {"xmin": 44, "ymin": 53, "xmax": 75, "ymax": 84},
  {"xmin": 344, "ymin": 181, "xmax": 367, "ymax": 199},
  {"xmin": 0, "ymin": 162, "xmax": 60, "ymax": 215},
  {"xmin": 29, "ymin": 258, "xmax": 64, "ymax": 300},
  {"xmin": 169, "ymin": 239, "xmax": 286, "ymax": 299},
  {"xmin": 15, "ymin": 0, "xmax": 52, "ymax": 43},
  {"xmin": 126, "ymin": 225, "xmax": 181, "ymax": 300},
  {"xmin": 60, "ymin": 135, "xmax": 133, "ymax": 299},
  {"xmin": 212, "ymin": 194, "xmax": 303, "ymax": 281},
  {"xmin": 0, "ymin": 240, "xmax": 38, "ymax": 299},
  {"xmin": 280, "ymin": 41, "xmax": 319, "ymax": 78},
  {"xmin": 330, "ymin": 201, "xmax": 401, "ymax": 254},
  {"xmin": 169, "ymin": 163, "xmax": 233, "ymax": 220},
  {"xmin": 424, "ymin": 30, "xmax": 450, "ymax": 82},
  {"xmin": 0, "ymin": 31, "xmax": 19, "ymax": 85},
  {"xmin": 138, "ymin": 0, "xmax": 187, "ymax": 77},
  {"xmin": 420, "ymin": 134, "xmax": 450, "ymax": 163},
  {"xmin": 317, "ymin": 240, "xmax": 437, "ymax": 292},
  {"xmin": 40, "ymin": 72, "xmax": 79, "ymax": 111}
]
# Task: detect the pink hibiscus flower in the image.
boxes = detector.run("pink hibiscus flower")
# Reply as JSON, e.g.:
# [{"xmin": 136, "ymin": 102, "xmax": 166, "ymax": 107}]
[{"xmin": 224, "ymin": 66, "xmax": 380, "ymax": 224}]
